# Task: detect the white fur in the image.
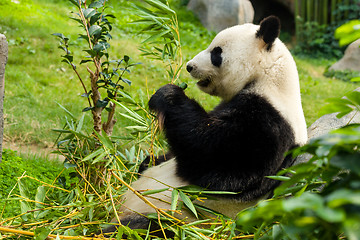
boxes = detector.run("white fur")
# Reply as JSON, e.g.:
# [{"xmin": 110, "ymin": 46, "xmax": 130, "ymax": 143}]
[
  {"xmin": 119, "ymin": 159, "xmax": 259, "ymax": 220},
  {"xmin": 118, "ymin": 159, "xmax": 189, "ymax": 219}
]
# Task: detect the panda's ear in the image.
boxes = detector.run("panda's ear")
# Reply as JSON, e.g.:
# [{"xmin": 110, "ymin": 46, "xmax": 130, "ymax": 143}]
[{"xmin": 256, "ymin": 16, "xmax": 280, "ymax": 51}]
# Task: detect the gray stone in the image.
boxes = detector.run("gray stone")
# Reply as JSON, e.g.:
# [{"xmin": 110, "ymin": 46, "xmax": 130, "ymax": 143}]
[
  {"xmin": 329, "ymin": 39, "xmax": 360, "ymax": 72},
  {"xmin": 294, "ymin": 88, "xmax": 360, "ymax": 165},
  {"xmin": 188, "ymin": 0, "xmax": 254, "ymax": 32},
  {"xmin": 0, "ymin": 34, "xmax": 7, "ymax": 163}
]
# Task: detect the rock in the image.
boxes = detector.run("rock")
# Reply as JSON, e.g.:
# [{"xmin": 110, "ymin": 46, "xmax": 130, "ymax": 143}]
[
  {"xmin": 0, "ymin": 34, "xmax": 8, "ymax": 163},
  {"xmin": 329, "ymin": 39, "xmax": 360, "ymax": 72},
  {"xmin": 187, "ymin": 0, "xmax": 254, "ymax": 32},
  {"xmin": 294, "ymin": 88, "xmax": 360, "ymax": 165},
  {"xmin": 249, "ymin": 0, "xmax": 295, "ymax": 33}
]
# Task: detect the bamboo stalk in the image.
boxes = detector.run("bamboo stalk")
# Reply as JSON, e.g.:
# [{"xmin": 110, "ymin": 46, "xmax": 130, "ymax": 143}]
[
  {"xmin": 336, "ymin": 0, "xmax": 341, "ymax": 21},
  {"xmin": 344, "ymin": 0, "xmax": 350, "ymax": 19},
  {"xmin": 301, "ymin": 0, "xmax": 306, "ymax": 42},
  {"xmin": 20, "ymin": 175, "xmax": 70, "ymax": 193},
  {"xmin": 301, "ymin": 0, "xmax": 308, "ymax": 21},
  {"xmin": 307, "ymin": 0, "xmax": 312, "ymax": 21},
  {"xmin": 323, "ymin": 0, "xmax": 328, "ymax": 25},
  {"xmin": 314, "ymin": 0, "xmax": 319, "ymax": 23},
  {"xmin": 331, "ymin": 0, "xmax": 336, "ymax": 23},
  {"xmin": 318, "ymin": 0, "xmax": 323, "ymax": 25},
  {"xmin": 0, "ymin": 226, "xmax": 104, "ymax": 240}
]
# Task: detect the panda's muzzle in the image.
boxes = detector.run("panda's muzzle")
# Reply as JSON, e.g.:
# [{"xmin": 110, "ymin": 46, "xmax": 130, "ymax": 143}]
[{"xmin": 186, "ymin": 62, "xmax": 211, "ymax": 87}]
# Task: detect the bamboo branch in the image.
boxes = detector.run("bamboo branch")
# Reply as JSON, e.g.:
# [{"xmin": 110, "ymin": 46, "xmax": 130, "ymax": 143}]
[
  {"xmin": 71, "ymin": 64, "xmax": 92, "ymax": 107},
  {"xmin": 87, "ymin": 66, "xmax": 102, "ymax": 134},
  {"xmin": 0, "ymin": 226, "xmax": 104, "ymax": 240},
  {"xmin": 20, "ymin": 175, "xmax": 71, "ymax": 193},
  {"xmin": 103, "ymin": 101, "xmax": 117, "ymax": 136}
]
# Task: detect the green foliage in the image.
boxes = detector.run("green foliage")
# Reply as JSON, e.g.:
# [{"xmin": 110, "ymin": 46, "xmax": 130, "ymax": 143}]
[
  {"xmin": 324, "ymin": 68, "xmax": 360, "ymax": 82},
  {"xmin": 294, "ymin": 0, "xmax": 360, "ymax": 58},
  {"xmin": 335, "ymin": 19, "xmax": 360, "ymax": 46},
  {"xmin": 2, "ymin": 0, "xmax": 360, "ymax": 239},
  {"xmin": 321, "ymin": 89, "xmax": 360, "ymax": 118},
  {"xmin": 235, "ymin": 91, "xmax": 360, "ymax": 239},
  {"xmin": 293, "ymin": 20, "xmax": 341, "ymax": 58},
  {"xmin": 0, "ymin": 150, "xmax": 63, "ymax": 219},
  {"xmin": 132, "ymin": 0, "xmax": 185, "ymax": 86},
  {"xmin": 52, "ymin": 0, "xmax": 141, "ymax": 136}
]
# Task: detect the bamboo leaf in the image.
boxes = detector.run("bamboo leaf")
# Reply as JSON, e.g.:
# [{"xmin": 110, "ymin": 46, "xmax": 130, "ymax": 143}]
[
  {"xmin": 142, "ymin": 29, "xmax": 171, "ymax": 44},
  {"xmin": 76, "ymin": 113, "xmax": 86, "ymax": 133},
  {"xmin": 266, "ymin": 176, "xmax": 291, "ymax": 181},
  {"xmin": 94, "ymin": 129, "xmax": 113, "ymax": 149},
  {"xmin": 142, "ymin": 0, "xmax": 175, "ymax": 14},
  {"xmin": 92, "ymin": 150, "xmax": 108, "ymax": 164},
  {"xmin": 35, "ymin": 186, "xmax": 46, "ymax": 209},
  {"xmin": 345, "ymin": 91, "xmax": 360, "ymax": 107},
  {"xmin": 171, "ymin": 189, "xmax": 179, "ymax": 214},
  {"xmin": 34, "ymin": 227, "xmax": 51, "ymax": 240},
  {"xmin": 82, "ymin": 148, "xmax": 105, "ymax": 162},
  {"xmin": 179, "ymin": 191, "xmax": 198, "ymax": 218},
  {"xmin": 52, "ymin": 129, "xmax": 72, "ymax": 133},
  {"xmin": 114, "ymin": 100, "xmax": 147, "ymax": 125},
  {"xmin": 55, "ymin": 102, "xmax": 76, "ymax": 119},
  {"xmin": 142, "ymin": 188, "xmax": 169, "ymax": 196},
  {"xmin": 120, "ymin": 113, "xmax": 147, "ymax": 127},
  {"xmin": 125, "ymin": 126, "xmax": 148, "ymax": 132},
  {"xmin": 18, "ymin": 179, "xmax": 29, "ymax": 199},
  {"xmin": 34, "ymin": 186, "xmax": 46, "ymax": 219}
]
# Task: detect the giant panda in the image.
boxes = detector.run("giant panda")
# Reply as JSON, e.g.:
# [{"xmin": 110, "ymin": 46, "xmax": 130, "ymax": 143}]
[{"xmin": 103, "ymin": 15, "xmax": 307, "ymax": 236}]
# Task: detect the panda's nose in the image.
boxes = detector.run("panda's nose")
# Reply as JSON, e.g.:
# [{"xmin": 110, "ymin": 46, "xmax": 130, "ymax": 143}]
[{"xmin": 186, "ymin": 64, "xmax": 193, "ymax": 73}]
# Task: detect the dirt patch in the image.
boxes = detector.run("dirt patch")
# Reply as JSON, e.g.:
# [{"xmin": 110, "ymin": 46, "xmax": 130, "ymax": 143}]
[{"xmin": 2, "ymin": 140, "xmax": 64, "ymax": 161}]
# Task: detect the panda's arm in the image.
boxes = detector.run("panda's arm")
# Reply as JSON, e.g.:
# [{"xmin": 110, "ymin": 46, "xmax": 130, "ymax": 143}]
[
  {"xmin": 148, "ymin": 84, "xmax": 247, "ymax": 159},
  {"xmin": 149, "ymin": 84, "xmax": 292, "ymax": 164}
]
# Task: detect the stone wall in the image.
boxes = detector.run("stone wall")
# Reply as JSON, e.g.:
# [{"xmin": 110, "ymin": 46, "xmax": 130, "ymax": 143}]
[{"xmin": 187, "ymin": 0, "xmax": 254, "ymax": 32}]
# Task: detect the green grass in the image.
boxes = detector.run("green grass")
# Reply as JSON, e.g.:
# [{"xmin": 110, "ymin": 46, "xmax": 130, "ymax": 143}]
[
  {"xmin": 0, "ymin": 0, "xmax": 358, "ymax": 147},
  {"xmin": 0, "ymin": 149, "xmax": 64, "ymax": 219},
  {"xmin": 296, "ymin": 57, "xmax": 356, "ymax": 124}
]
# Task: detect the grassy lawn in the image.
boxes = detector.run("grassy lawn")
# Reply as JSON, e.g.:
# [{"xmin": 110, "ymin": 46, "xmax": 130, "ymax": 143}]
[
  {"xmin": 0, "ymin": 149, "xmax": 64, "ymax": 219},
  {"xmin": 0, "ymin": 0, "xmax": 357, "ymax": 148}
]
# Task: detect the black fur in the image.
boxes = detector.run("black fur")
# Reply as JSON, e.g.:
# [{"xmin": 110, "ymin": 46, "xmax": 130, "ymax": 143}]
[
  {"xmin": 256, "ymin": 16, "xmax": 280, "ymax": 51},
  {"xmin": 139, "ymin": 152, "xmax": 174, "ymax": 173},
  {"xmin": 210, "ymin": 46, "xmax": 222, "ymax": 67},
  {"xmin": 149, "ymin": 84, "xmax": 296, "ymax": 202}
]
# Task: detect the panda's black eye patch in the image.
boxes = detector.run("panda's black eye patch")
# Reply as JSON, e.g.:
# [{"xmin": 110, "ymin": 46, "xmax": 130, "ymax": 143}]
[{"xmin": 211, "ymin": 46, "xmax": 222, "ymax": 67}]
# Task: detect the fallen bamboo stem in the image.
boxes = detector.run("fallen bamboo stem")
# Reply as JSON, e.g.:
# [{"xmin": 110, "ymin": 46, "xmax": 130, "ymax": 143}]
[{"xmin": 0, "ymin": 226, "xmax": 104, "ymax": 239}]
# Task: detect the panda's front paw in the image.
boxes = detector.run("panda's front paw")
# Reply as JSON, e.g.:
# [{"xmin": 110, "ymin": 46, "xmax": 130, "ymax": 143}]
[{"xmin": 148, "ymin": 84, "xmax": 185, "ymax": 112}]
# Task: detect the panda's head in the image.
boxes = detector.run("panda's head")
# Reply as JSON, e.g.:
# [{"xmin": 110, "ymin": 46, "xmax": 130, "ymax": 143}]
[{"xmin": 186, "ymin": 16, "xmax": 285, "ymax": 101}]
